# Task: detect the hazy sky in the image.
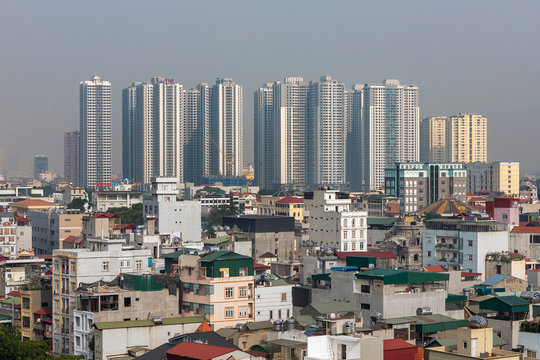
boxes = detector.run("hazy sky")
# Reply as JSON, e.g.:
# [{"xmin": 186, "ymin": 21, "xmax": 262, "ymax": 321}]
[{"xmin": 1, "ymin": 1, "xmax": 539, "ymax": 177}]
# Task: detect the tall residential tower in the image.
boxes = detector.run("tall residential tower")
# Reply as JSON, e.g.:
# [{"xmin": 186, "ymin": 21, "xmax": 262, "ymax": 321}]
[
  {"xmin": 64, "ymin": 131, "xmax": 79, "ymax": 185},
  {"xmin": 79, "ymin": 75, "xmax": 112, "ymax": 189}
]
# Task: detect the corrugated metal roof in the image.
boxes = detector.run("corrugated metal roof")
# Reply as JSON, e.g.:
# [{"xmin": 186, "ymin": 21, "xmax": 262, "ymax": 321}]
[
  {"xmin": 307, "ymin": 301, "xmax": 360, "ymax": 315},
  {"xmin": 480, "ymin": 274, "xmax": 509, "ymax": 286},
  {"xmin": 94, "ymin": 316, "xmax": 204, "ymax": 330},
  {"xmin": 355, "ymin": 268, "xmax": 449, "ymax": 284},
  {"xmin": 246, "ymin": 321, "xmax": 273, "ymax": 331},
  {"xmin": 200, "ymin": 250, "xmax": 251, "ymax": 262}
]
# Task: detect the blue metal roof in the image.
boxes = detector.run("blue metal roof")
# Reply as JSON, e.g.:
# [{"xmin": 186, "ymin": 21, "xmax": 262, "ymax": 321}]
[
  {"xmin": 480, "ymin": 274, "xmax": 509, "ymax": 286},
  {"xmin": 330, "ymin": 266, "xmax": 358, "ymax": 271}
]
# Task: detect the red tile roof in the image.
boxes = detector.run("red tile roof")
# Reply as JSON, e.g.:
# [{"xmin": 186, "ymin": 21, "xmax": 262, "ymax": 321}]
[
  {"xmin": 461, "ymin": 272, "xmax": 482, "ymax": 278},
  {"xmin": 511, "ymin": 226, "xmax": 540, "ymax": 234},
  {"xmin": 245, "ymin": 350, "xmax": 266, "ymax": 358},
  {"xmin": 254, "ymin": 262, "xmax": 271, "ymax": 271},
  {"xmin": 33, "ymin": 307, "xmax": 52, "ymax": 315},
  {"xmin": 166, "ymin": 342, "xmax": 234, "ymax": 360},
  {"xmin": 37, "ymin": 254, "xmax": 53, "ymax": 260},
  {"xmin": 63, "ymin": 235, "xmax": 77, "ymax": 243},
  {"xmin": 13, "ymin": 199, "xmax": 55, "ymax": 207},
  {"xmin": 91, "ymin": 213, "xmax": 119, "ymax": 218},
  {"xmin": 0, "ymin": 255, "xmax": 9, "ymax": 262},
  {"xmin": 424, "ymin": 265, "xmax": 445, "ymax": 273},
  {"xmin": 121, "ymin": 223, "xmax": 136, "ymax": 230},
  {"xmin": 259, "ymin": 252, "xmax": 277, "ymax": 258},
  {"xmin": 384, "ymin": 337, "xmax": 417, "ymax": 351},
  {"xmin": 275, "ymin": 197, "xmax": 304, "ymax": 204},
  {"xmin": 195, "ymin": 321, "xmax": 213, "ymax": 333},
  {"xmin": 14, "ymin": 215, "xmax": 30, "ymax": 223},
  {"xmin": 6, "ymin": 291, "xmax": 21, "ymax": 297},
  {"xmin": 335, "ymin": 251, "xmax": 397, "ymax": 260}
]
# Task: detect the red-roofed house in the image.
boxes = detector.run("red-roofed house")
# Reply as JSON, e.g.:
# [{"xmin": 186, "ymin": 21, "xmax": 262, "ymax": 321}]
[
  {"xmin": 275, "ymin": 196, "xmax": 304, "ymax": 221},
  {"xmin": 384, "ymin": 338, "xmax": 420, "ymax": 360},
  {"xmin": 510, "ymin": 226, "xmax": 540, "ymax": 262},
  {"xmin": 424, "ymin": 265, "xmax": 445, "ymax": 273},
  {"xmin": 166, "ymin": 342, "xmax": 258, "ymax": 360}
]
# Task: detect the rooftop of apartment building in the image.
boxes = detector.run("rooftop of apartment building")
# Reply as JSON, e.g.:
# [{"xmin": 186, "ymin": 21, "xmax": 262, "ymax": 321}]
[{"xmin": 424, "ymin": 218, "xmax": 508, "ymax": 232}]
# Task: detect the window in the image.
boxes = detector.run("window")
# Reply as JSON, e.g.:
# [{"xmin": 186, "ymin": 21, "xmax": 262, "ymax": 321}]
[
  {"xmin": 22, "ymin": 297, "xmax": 30, "ymax": 309},
  {"xmin": 361, "ymin": 303, "xmax": 370, "ymax": 310},
  {"xmin": 220, "ymin": 268, "xmax": 229, "ymax": 278},
  {"xmin": 496, "ymin": 265, "xmax": 502, "ymax": 274},
  {"xmin": 281, "ymin": 293, "xmax": 287, "ymax": 301},
  {"xmin": 352, "ymin": 242, "xmax": 356, "ymax": 251},
  {"xmin": 135, "ymin": 260, "xmax": 142, "ymax": 270},
  {"xmin": 238, "ymin": 287, "xmax": 247, "ymax": 298},
  {"xmin": 361, "ymin": 285, "xmax": 371, "ymax": 294},
  {"xmin": 22, "ymin": 316, "xmax": 30, "ymax": 328},
  {"xmin": 527, "ymin": 350, "xmax": 537, "ymax": 358},
  {"xmin": 225, "ymin": 307, "xmax": 234, "ymax": 318},
  {"xmin": 468, "ymin": 240, "xmax": 473, "ymax": 247},
  {"xmin": 239, "ymin": 306, "xmax": 247, "ymax": 317},
  {"xmin": 225, "ymin": 287, "xmax": 234, "ymax": 298},
  {"xmin": 239, "ymin": 267, "xmax": 248, "ymax": 276},
  {"xmin": 341, "ymin": 344, "xmax": 347, "ymax": 360},
  {"xmin": 468, "ymin": 255, "xmax": 473, "ymax": 261},
  {"xmin": 102, "ymin": 261, "xmax": 109, "ymax": 271},
  {"xmin": 463, "ymin": 341, "xmax": 468, "ymax": 350},
  {"xmin": 124, "ymin": 297, "xmax": 131, "ymax": 307},
  {"xmin": 76, "ymin": 336, "xmax": 80, "ymax": 348}
]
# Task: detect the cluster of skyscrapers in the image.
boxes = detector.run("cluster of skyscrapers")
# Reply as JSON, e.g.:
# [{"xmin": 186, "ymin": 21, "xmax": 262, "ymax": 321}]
[
  {"xmin": 66, "ymin": 75, "xmax": 489, "ymax": 192},
  {"xmin": 255, "ymin": 77, "xmax": 420, "ymax": 191}
]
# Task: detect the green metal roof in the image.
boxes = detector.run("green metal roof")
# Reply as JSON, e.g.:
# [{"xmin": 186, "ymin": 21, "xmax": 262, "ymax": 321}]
[
  {"xmin": 203, "ymin": 235, "xmax": 232, "ymax": 246},
  {"xmin": 383, "ymin": 314, "xmax": 468, "ymax": 334},
  {"xmin": 479, "ymin": 295, "xmax": 530, "ymax": 313},
  {"xmin": 301, "ymin": 301, "xmax": 360, "ymax": 315},
  {"xmin": 367, "ymin": 217, "xmax": 397, "ymax": 226},
  {"xmin": 200, "ymin": 250, "xmax": 251, "ymax": 262},
  {"xmin": 426, "ymin": 332, "xmax": 506, "ymax": 348},
  {"xmin": 1, "ymin": 297, "xmax": 21, "ymax": 306},
  {"xmin": 446, "ymin": 294, "xmax": 467, "ymax": 302},
  {"xmin": 296, "ymin": 315, "xmax": 317, "ymax": 327},
  {"xmin": 533, "ymin": 304, "xmax": 540, "ymax": 318},
  {"xmin": 355, "ymin": 269, "xmax": 449, "ymax": 284},
  {"xmin": 312, "ymin": 273, "xmax": 331, "ymax": 281},
  {"xmin": 162, "ymin": 249, "xmax": 196, "ymax": 259},
  {"xmin": 94, "ymin": 316, "xmax": 204, "ymax": 330},
  {"xmin": 469, "ymin": 295, "xmax": 494, "ymax": 303}
]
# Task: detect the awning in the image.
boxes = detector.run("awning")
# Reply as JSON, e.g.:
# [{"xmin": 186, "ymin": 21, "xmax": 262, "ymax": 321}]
[
  {"xmin": 312, "ymin": 273, "xmax": 331, "ymax": 281},
  {"xmin": 446, "ymin": 294, "xmax": 467, "ymax": 302}
]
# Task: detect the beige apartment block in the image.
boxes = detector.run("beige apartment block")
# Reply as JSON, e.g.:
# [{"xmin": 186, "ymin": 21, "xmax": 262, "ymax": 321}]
[
  {"xmin": 493, "ymin": 162, "xmax": 520, "ymax": 197},
  {"xmin": 420, "ymin": 116, "xmax": 450, "ymax": 162},
  {"xmin": 450, "ymin": 113, "xmax": 487, "ymax": 163}
]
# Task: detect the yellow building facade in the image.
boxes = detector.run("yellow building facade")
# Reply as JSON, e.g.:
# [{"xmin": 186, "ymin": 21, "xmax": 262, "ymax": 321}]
[{"xmin": 493, "ymin": 162, "xmax": 520, "ymax": 197}]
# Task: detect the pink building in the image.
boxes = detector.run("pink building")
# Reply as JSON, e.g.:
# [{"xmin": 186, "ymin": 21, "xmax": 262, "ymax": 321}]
[{"xmin": 486, "ymin": 198, "xmax": 520, "ymax": 226}]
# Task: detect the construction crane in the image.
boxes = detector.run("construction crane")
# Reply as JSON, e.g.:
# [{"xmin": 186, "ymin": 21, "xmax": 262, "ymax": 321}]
[{"xmin": 208, "ymin": 135, "xmax": 235, "ymax": 177}]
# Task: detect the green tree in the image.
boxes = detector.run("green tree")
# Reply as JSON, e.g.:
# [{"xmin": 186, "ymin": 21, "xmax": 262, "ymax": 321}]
[
  {"xmin": 205, "ymin": 204, "xmax": 238, "ymax": 230},
  {"xmin": 67, "ymin": 198, "xmax": 87, "ymax": 212},
  {"xmin": 108, "ymin": 203, "xmax": 143, "ymax": 226},
  {"xmin": 258, "ymin": 188, "xmax": 278, "ymax": 195},
  {"xmin": 0, "ymin": 325, "xmax": 83, "ymax": 359}
]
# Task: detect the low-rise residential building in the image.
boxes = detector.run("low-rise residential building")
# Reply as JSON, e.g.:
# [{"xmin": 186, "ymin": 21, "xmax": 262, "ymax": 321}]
[
  {"xmin": 11, "ymin": 198, "xmax": 57, "ymax": 217},
  {"xmin": 143, "ymin": 177, "xmax": 202, "ymax": 245},
  {"xmin": 485, "ymin": 252, "xmax": 533, "ymax": 281},
  {"xmin": 20, "ymin": 279, "xmax": 52, "ymax": 342},
  {"xmin": 384, "ymin": 162, "xmax": 467, "ymax": 214},
  {"xmin": 178, "ymin": 251, "xmax": 254, "ymax": 330},
  {"xmin": 222, "ymin": 215, "xmax": 296, "ymax": 262},
  {"xmin": 475, "ymin": 274, "xmax": 528, "ymax": 295},
  {"xmin": 305, "ymin": 188, "xmax": 367, "ymax": 252},
  {"xmin": 254, "ymin": 277, "xmax": 293, "ymax": 321},
  {"xmin": 425, "ymin": 326, "xmax": 521, "ymax": 359},
  {"xmin": 486, "ymin": 198, "xmax": 520, "ymax": 226},
  {"xmin": 0, "ymin": 212, "xmax": 17, "ymax": 259},
  {"xmin": 93, "ymin": 316, "xmax": 205, "ymax": 360},
  {"xmin": 518, "ymin": 322, "xmax": 540, "ymax": 359},
  {"xmin": 354, "ymin": 193, "xmax": 400, "ymax": 218},
  {"xmin": 91, "ymin": 189, "xmax": 143, "ymax": 212},
  {"xmin": 423, "ymin": 218, "xmax": 509, "ymax": 276},
  {"xmin": 0, "ymin": 257, "xmax": 45, "ymax": 297},
  {"xmin": 72, "ymin": 273, "xmax": 182, "ymax": 359},
  {"xmin": 305, "ymin": 334, "xmax": 383, "ymax": 360},
  {"xmin": 509, "ymin": 226, "xmax": 540, "ymax": 262},
  {"xmin": 27, "ymin": 208, "xmax": 84, "ymax": 255},
  {"xmin": 52, "ymin": 240, "xmax": 152, "ymax": 356},
  {"xmin": 15, "ymin": 215, "xmax": 32, "ymax": 252},
  {"xmin": 275, "ymin": 197, "xmax": 304, "ymax": 222}
]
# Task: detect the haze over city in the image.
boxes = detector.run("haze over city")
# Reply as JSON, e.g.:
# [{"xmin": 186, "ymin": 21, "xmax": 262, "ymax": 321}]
[{"xmin": 1, "ymin": 1, "xmax": 539, "ymax": 176}]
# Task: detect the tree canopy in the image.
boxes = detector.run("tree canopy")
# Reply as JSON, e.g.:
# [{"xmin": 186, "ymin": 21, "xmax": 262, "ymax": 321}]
[
  {"xmin": 108, "ymin": 203, "xmax": 143, "ymax": 226},
  {"xmin": 0, "ymin": 325, "xmax": 83, "ymax": 360},
  {"xmin": 67, "ymin": 198, "xmax": 87, "ymax": 212},
  {"xmin": 205, "ymin": 204, "xmax": 238, "ymax": 230}
]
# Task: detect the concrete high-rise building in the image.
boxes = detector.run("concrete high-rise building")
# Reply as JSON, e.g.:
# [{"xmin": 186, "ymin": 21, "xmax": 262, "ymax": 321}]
[
  {"xmin": 466, "ymin": 161, "xmax": 519, "ymax": 197},
  {"xmin": 64, "ymin": 131, "xmax": 79, "ymax": 185},
  {"xmin": 122, "ymin": 78, "xmax": 184, "ymax": 185},
  {"xmin": 309, "ymin": 76, "xmax": 346, "ymax": 186},
  {"xmin": 123, "ymin": 78, "xmax": 242, "ymax": 185},
  {"xmin": 346, "ymin": 85, "xmax": 364, "ymax": 191},
  {"xmin": 79, "ymin": 75, "xmax": 112, "ymax": 189},
  {"xmin": 449, "ymin": 113, "xmax": 487, "ymax": 163},
  {"xmin": 420, "ymin": 114, "xmax": 487, "ymax": 164},
  {"xmin": 361, "ymin": 79, "xmax": 419, "ymax": 191},
  {"xmin": 420, "ymin": 116, "xmax": 450, "ymax": 162},
  {"xmin": 384, "ymin": 162, "xmax": 468, "ymax": 213},
  {"xmin": 254, "ymin": 82, "xmax": 274, "ymax": 189},
  {"xmin": 211, "ymin": 78, "xmax": 243, "ymax": 177},
  {"xmin": 34, "ymin": 155, "xmax": 48, "ymax": 179}
]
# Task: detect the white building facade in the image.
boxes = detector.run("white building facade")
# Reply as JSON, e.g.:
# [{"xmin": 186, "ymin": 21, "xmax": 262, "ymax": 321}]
[
  {"xmin": 254, "ymin": 280, "xmax": 293, "ymax": 322},
  {"xmin": 143, "ymin": 177, "xmax": 201, "ymax": 243},
  {"xmin": 80, "ymin": 75, "xmax": 112, "ymax": 189},
  {"xmin": 305, "ymin": 188, "xmax": 367, "ymax": 252},
  {"xmin": 362, "ymin": 79, "xmax": 419, "ymax": 191},
  {"xmin": 423, "ymin": 219, "xmax": 509, "ymax": 277}
]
